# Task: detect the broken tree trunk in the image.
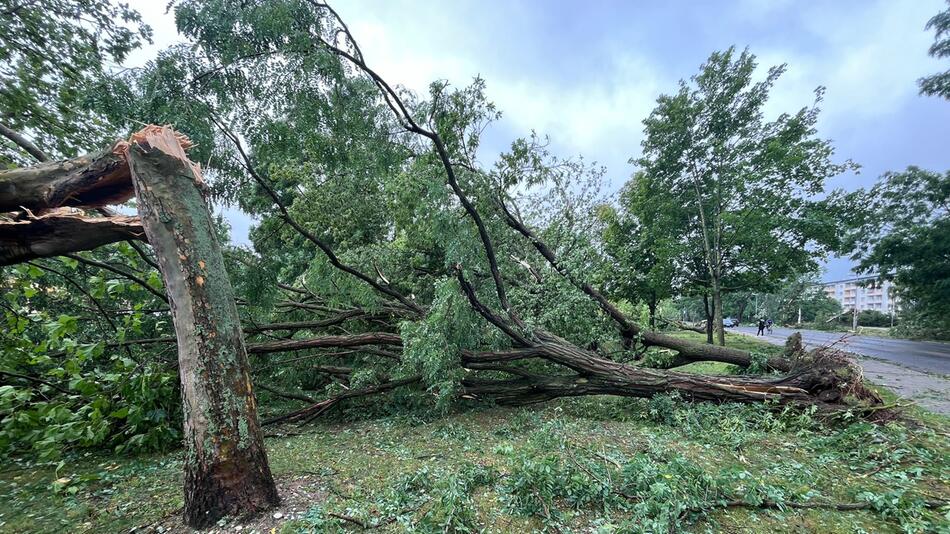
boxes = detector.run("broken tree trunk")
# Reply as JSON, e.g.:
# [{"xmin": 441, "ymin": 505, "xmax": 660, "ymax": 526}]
[
  {"xmin": 0, "ymin": 141, "xmax": 146, "ymax": 265},
  {"xmin": 495, "ymin": 201, "xmax": 790, "ymax": 372},
  {"xmin": 125, "ymin": 126, "xmax": 279, "ymax": 528},
  {"xmin": 459, "ymin": 332, "xmax": 872, "ymax": 407},
  {"xmin": 0, "ymin": 146, "xmax": 133, "ymax": 213},
  {"xmin": 0, "ymin": 211, "xmax": 144, "ymax": 266}
]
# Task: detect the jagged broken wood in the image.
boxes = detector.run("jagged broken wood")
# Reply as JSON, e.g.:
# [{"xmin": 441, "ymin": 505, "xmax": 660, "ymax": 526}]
[
  {"xmin": 0, "ymin": 145, "xmax": 133, "ymax": 213},
  {"xmin": 0, "ymin": 211, "xmax": 144, "ymax": 266},
  {"xmin": 0, "ymin": 142, "xmax": 148, "ymax": 264}
]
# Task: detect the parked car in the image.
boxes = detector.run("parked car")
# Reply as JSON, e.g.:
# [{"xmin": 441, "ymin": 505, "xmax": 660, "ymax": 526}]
[{"xmin": 723, "ymin": 317, "xmax": 739, "ymax": 327}]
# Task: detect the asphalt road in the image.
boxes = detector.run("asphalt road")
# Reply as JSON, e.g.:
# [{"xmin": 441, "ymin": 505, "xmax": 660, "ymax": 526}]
[{"xmin": 733, "ymin": 326, "xmax": 950, "ymax": 376}]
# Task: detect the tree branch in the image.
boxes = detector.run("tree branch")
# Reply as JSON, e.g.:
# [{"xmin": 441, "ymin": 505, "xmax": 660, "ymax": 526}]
[
  {"xmin": 65, "ymin": 253, "xmax": 168, "ymax": 303},
  {"xmin": 0, "ymin": 122, "xmax": 49, "ymax": 162}
]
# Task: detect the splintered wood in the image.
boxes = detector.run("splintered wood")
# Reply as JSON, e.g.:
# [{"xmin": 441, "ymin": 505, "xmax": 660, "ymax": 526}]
[{"xmin": 117, "ymin": 125, "xmax": 204, "ymax": 187}]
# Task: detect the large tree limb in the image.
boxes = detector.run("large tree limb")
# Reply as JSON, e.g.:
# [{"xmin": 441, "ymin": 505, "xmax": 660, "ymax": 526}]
[
  {"xmin": 0, "ymin": 212, "xmax": 145, "ymax": 266},
  {"xmin": 247, "ymin": 332, "xmax": 403, "ymax": 354},
  {"xmin": 0, "ymin": 145, "xmax": 133, "ymax": 213},
  {"xmin": 48, "ymin": 327, "xmax": 402, "ymax": 359},
  {"xmin": 461, "ymin": 346, "xmax": 868, "ymax": 407},
  {"xmin": 495, "ymin": 198, "xmax": 791, "ymax": 372}
]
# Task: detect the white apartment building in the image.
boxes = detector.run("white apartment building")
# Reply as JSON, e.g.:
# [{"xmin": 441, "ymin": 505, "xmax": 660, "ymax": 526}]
[{"xmin": 822, "ymin": 275, "xmax": 899, "ymax": 314}]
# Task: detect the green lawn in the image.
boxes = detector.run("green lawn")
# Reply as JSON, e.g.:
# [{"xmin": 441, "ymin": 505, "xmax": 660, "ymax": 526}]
[
  {"xmin": 2, "ymin": 334, "xmax": 947, "ymax": 533},
  {"xmin": 2, "ymin": 406, "xmax": 947, "ymax": 532}
]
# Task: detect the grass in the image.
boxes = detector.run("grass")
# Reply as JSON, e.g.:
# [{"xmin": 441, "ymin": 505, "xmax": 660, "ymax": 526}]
[
  {"xmin": 857, "ymin": 326, "xmax": 893, "ymax": 339},
  {"xmin": 2, "ymin": 335, "xmax": 947, "ymax": 533},
  {"xmin": 658, "ymin": 329, "xmax": 786, "ymax": 375},
  {"xmin": 671, "ymin": 329, "xmax": 788, "ymax": 355}
]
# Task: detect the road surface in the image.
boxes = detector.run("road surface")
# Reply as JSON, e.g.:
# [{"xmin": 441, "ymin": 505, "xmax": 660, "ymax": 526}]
[
  {"xmin": 734, "ymin": 326, "xmax": 950, "ymax": 375},
  {"xmin": 733, "ymin": 326, "xmax": 950, "ymax": 413}
]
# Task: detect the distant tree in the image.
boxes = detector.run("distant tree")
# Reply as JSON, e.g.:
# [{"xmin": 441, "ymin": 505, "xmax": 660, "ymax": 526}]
[
  {"xmin": 722, "ymin": 292, "xmax": 754, "ymax": 324},
  {"xmin": 0, "ymin": 0, "xmax": 151, "ymax": 164},
  {"xmin": 600, "ymin": 173, "xmax": 676, "ymax": 330},
  {"xmin": 637, "ymin": 48, "xmax": 854, "ymax": 346},
  {"xmin": 843, "ymin": 167, "xmax": 950, "ymax": 338},
  {"xmin": 920, "ymin": 0, "xmax": 950, "ymax": 99},
  {"xmin": 756, "ymin": 275, "xmax": 842, "ymax": 325}
]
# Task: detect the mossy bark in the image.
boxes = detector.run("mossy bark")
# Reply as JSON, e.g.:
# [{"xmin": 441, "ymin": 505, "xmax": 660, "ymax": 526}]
[{"xmin": 127, "ymin": 127, "xmax": 278, "ymax": 528}]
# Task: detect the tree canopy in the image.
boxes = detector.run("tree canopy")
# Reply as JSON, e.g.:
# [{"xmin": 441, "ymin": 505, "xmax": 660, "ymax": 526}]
[
  {"xmin": 635, "ymin": 47, "xmax": 855, "ymax": 345},
  {"xmin": 0, "ymin": 0, "xmax": 151, "ymax": 164},
  {"xmin": 843, "ymin": 167, "xmax": 950, "ymax": 338},
  {"xmin": 920, "ymin": 0, "xmax": 950, "ymax": 99}
]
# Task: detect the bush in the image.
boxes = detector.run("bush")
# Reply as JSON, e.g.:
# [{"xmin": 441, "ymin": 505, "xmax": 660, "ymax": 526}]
[{"xmin": 858, "ymin": 309, "xmax": 892, "ymax": 327}]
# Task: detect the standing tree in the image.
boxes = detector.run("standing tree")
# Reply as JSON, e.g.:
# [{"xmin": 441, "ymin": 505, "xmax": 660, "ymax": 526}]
[
  {"xmin": 637, "ymin": 48, "xmax": 853, "ymax": 346},
  {"xmin": 842, "ymin": 167, "xmax": 950, "ymax": 339},
  {"xmin": 125, "ymin": 126, "xmax": 279, "ymax": 527},
  {"xmin": 920, "ymin": 0, "xmax": 950, "ymax": 99},
  {"xmin": 754, "ymin": 275, "xmax": 842, "ymax": 325}
]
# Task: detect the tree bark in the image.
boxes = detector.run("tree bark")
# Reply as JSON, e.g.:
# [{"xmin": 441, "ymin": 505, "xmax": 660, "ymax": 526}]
[
  {"xmin": 125, "ymin": 126, "xmax": 278, "ymax": 528},
  {"xmin": 647, "ymin": 297, "xmax": 657, "ymax": 330},
  {"xmin": 0, "ymin": 212, "xmax": 144, "ymax": 266},
  {"xmin": 711, "ymin": 278, "xmax": 726, "ymax": 346},
  {"xmin": 247, "ymin": 332, "xmax": 402, "ymax": 354},
  {"xmin": 0, "ymin": 146, "xmax": 133, "ymax": 213},
  {"xmin": 703, "ymin": 294, "xmax": 714, "ymax": 344}
]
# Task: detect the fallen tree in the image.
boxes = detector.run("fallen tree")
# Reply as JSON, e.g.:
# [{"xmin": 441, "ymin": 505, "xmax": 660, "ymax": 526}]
[
  {"xmin": 195, "ymin": 0, "xmax": 878, "ymax": 422},
  {"xmin": 0, "ymin": 210, "xmax": 144, "ymax": 265},
  {"xmin": 1, "ymin": 2, "xmax": 886, "ymax": 491}
]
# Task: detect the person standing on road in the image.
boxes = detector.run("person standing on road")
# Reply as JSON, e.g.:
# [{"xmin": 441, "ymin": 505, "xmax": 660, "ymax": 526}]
[
  {"xmin": 766, "ymin": 318, "xmax": 773, "ymax": 334},
  {"xmin": 757, "ymin": 318, "xmax": 766, "ymax": 336}
]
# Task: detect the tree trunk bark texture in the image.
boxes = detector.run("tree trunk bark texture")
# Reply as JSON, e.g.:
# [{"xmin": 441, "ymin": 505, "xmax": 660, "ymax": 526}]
[
  {"xmin": 0, "ymin": 211, "xmax": 144, "ymax": 266},
  {"xmin": 0, "ymin": 146, "xmax": 133, "ymax": 213},
  {"xmin": 648, "ymin": 299, "xmax": 657, "ymax": 330},
  {"xmin": 125, "ymin": 126, "xmax": 279, "ymax": 528},
  {"xmin": 712, "ymin": 280, "xmax": 726, "ymax": 346}
]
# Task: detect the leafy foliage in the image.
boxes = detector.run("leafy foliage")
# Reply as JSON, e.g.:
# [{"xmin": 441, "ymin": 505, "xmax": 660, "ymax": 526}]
[
  {"xmin": 0, "ymin": 255, "xmax": 178, "ymax": 459},
  {"xmin": 843, "ymin": 167, "xmax": 950, "ymax": 338},
  {"xmin": 920, "ymin": 0, "xmax": 950, "ymax": 99},
  {"xmin": 0, "ymin": 0, "xmax": 151, "ymax": 163}
]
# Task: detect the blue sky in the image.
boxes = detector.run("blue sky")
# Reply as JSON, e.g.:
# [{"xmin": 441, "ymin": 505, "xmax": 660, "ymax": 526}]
[{"xmin": 135, "ymin": 0, "xmax": 950, "ymax": 281}]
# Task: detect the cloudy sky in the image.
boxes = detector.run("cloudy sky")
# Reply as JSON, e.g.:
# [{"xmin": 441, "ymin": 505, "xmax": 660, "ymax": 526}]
[{"xmin": 133, "ymin": 0, "xmax": 949, "ymax": 281}]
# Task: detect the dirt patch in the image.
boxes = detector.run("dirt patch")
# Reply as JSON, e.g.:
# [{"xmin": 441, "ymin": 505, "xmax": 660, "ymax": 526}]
[{"xmin": 139, "ymin": 474, "xmax": 328, "ymax": 533}]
